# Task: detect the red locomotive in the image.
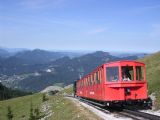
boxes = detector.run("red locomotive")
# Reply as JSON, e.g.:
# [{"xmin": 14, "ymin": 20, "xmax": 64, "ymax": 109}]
[{"xmin": 74, "ymin": 60, "xmax": 152, "ymax": 107}]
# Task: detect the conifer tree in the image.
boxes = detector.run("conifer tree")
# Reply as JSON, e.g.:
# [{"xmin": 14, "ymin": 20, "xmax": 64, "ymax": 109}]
[
  {"xmin": 42, "ymin": 93, "xmax": 47, "ymax": 102},
  {"xmin": 29, "ymin": 102, "xmax": 35, "ymax": 120},
  {"xmin": 7, "ymin": 106, "xmax": 13, "ymax": 120}
]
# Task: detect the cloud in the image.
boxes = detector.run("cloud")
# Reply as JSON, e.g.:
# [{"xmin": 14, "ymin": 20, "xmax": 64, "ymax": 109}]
[{"xmin": 87, "ymin": 28, "xmax": 107, "ymax": 34}]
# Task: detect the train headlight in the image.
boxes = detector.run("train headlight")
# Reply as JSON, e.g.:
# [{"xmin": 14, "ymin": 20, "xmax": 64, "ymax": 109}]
[{"xmin": 125, "ymin": 88, "xmax": 131, "ymax": 95}]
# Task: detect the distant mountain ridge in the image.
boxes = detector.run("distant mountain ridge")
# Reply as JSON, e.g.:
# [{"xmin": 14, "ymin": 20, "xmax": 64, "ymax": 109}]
[
  {"xmin": 14, "ymin": 49, "xmax": 66, "ymax": 64},
  {"xmin": 1, "ymin": 51, "xmax": 139, "ymax": 92},
  {"xmin": 0, "ymin": 49, "xmax": 11, "ymax": 58},
  {"xmin": 0, "ymin": 48, "xmax": 149, "ymax": 92}
]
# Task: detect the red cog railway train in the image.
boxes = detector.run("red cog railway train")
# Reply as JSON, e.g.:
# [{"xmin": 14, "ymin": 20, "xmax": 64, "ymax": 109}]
[{"xmin": 74, "ymin": 60, "xmax": 152, "ymax": 107}]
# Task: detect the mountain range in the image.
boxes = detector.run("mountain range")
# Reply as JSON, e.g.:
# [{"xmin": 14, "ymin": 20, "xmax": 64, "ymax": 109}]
[{"xmin": 0, "ymin": 48, "xmax": 147, "ymax": 92}]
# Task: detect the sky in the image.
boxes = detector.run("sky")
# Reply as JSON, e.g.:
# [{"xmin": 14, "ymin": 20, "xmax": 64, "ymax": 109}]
[{"xmin": 0, "ymin": 0, "xmax": 160, "ymax": 53}]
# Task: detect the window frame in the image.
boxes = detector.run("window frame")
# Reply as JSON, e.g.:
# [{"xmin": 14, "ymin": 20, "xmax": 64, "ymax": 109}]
[
  {"xmin": 136, "ymin": 66, "xmax": 145, "ymax": 81},
  {"xmin": 106, "ymin": 66, "xmax": 119, "ymax": 82},
  {"xmin": 121, "ymin": 66, "xmax": 134, "ymax": 82}
]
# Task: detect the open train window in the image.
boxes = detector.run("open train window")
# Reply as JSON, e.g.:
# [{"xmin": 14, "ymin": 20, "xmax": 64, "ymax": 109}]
[
  {"xmin": 99, "ymin": 70, "xmax": 102, "ymax": 83},
  {"xmin": 136, "ymin": 66, "xmax": 144, "ymax": 81},
  {"xmin": 89, "ymin": 76, "xmax": 92, "ymax": 86},
  {"xmin": 96, "ymin": 72, "xmax": 100, "ymax": 84},
  {"xmin": 106, "ymin": 67, "xmax": 119, "ymax": 82},
  {"xmin": 93, "ymin": 74, "xmax": 95, "ymax": 85},
  {"xmin": 121, "ymin": 66, "xmax": 134, "ymax": 81},
  {"xmin": 88, "ymin": 77, "xmax": 90, "ymax": 86}
]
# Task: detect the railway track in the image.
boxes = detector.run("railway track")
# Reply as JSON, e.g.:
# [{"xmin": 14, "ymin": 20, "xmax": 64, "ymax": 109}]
[
  {"xmin": 66, "ymin": 95, "xmax": 160, "ymax": 120},
  {"xmin": 122, "ymin": 109, "xmax": 160, "ymax": 120}
]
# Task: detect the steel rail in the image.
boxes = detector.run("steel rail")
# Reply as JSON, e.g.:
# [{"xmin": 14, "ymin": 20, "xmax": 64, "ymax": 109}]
[{"xmin": 123, "ymin": 109, "xmax": 160, "ymax": 120}]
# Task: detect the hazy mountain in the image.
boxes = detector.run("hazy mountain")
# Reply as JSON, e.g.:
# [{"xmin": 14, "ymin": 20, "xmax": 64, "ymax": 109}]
[
  {"xmin": 110, "ymin": 52, "xmax": 148, "ymax": 58},
  {"xmin": 14, "ymin": 49, "xmax": 64, "ymax": 64},
  {"xmin": 1, "ymin": 51, "xmax": 138, "ymax": 92},
  {"xmin": 14, "ymin": 49, "xmax": 84, "ymax": 65},
  {"xmin": 0, "ymin": 49, "xmax": 11, "ymax": 58},
  {"xmin": 0, "ymin": 47, "xmax": 28, "ymax": 53}
]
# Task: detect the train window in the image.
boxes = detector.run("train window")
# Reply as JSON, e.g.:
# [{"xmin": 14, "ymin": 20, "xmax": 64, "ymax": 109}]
[
  {"xmin": 83, "ymin": 80, "xmax": 84, "ymax": 86},
  {"xmin": 89, "ymin": 76, "xmax": 92, "ymax": 86},
  {"xmin": 88, "ymin": 78, "xmax": 89, "ymax": 85},
  {"xmin": 99, "ymin": 70, "xmax": 102, "ymax": 83},
  {"xmin": 91, "ymin": 75, "xmax": 93, "ymax": 86},
  {"xmin": 86, "ymin": 77, "xmax": 88, "ymax": 86},
  {"xmin": 86, "ymin": 79, "xmax": 87, "ymax": 86},
  {"xmin": 94, "ymin": 73, "xmax": 97, "ymax": 84},
  {"xmin": 81, "ymin": 80, "xmax": 83, "ymax": 87},
  {"xmin": 136, "ymin": 66, "xmax": 144, "ymax": 81},
  {"xmin": 85, "ymin": 78, "xmax": 87, "ymax": 86},
  {"xmin": 96, "ymin": 72, "xmax": 99, "ymax": 84},
  {"xmin": 106, "ymin": 67, "xmax": 119, "ymax": 82},
  {"xmin": 83, "ymin": 80, "xmax": 84, "ymax": 87},
  {"xmin": 88, "ymin": 77, "xmax": 90, "ymax": 86},
  {"xmin": 122, "ymin": 66, "xmax": 134, "ymax": 81},
  {"xmin": 81, "ymin": 81, "xmax": 82, "ymax": 87},
  {"xmin": 92, "ymin": 74, "xmax": 94, "ymax": 85}
]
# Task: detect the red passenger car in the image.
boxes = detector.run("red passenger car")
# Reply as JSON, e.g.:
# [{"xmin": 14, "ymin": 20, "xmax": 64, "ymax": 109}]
[{"xmin": 75, "ymin": 60, "xmax": 152, "ymax": 107}]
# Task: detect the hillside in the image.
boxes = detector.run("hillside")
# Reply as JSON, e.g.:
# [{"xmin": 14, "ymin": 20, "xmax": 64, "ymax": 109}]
[
  {"xmin": 139, "ymin": 51, "xmax": 160, "ymax": 108},
  {"xmin": 0, "ymin": 92, "xmax": 100, "ymax": 120},
  {"xmin": 1, "ymin": 51, "xmax": 139, "ymax": 92},
  {"xmin": 14, "ymin": 49, "xmax": 65, "ymax": 64},
  {"xmin": 0, "ymin": 93, "xmax": 44, "ymax": 120},
  {"xmin": 0, "ymin": 83, "xmax": 31, "ymax": 100}
]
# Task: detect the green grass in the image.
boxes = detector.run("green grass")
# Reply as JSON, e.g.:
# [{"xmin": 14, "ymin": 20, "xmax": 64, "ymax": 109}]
[
  {"xmin": 49, "ymin": 94, "xmax": 101, "ymax": 120},
  {"xmin": 0, "ymin": 93, "xmax": 43, "ymax": 120},
  {"xmin": 0, "ymin": 90, "xmax": 101, "ymax": 120},
  {"xmin": 62, "ymin": 86, "xmax": 73, "ymax": 95},
  {"xmin": 139, "ymin": 51, "xmax": 160, "ymax": 108}
]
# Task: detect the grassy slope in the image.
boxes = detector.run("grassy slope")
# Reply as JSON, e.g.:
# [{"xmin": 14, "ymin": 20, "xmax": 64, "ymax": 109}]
[
  {"xmin": 139, "ymin": 51, "xmax": 160, "ymax": 108},
  {"xmin": 0, "ymin": 88, "xmax": 101, "ymax": 120},
  {"xmin": 49, "ymin": 94, "xmax": 101, "ymax": 120},
  {"xmin": 0, "ymin": 93, "xmax": 43, "ymax": 120}
]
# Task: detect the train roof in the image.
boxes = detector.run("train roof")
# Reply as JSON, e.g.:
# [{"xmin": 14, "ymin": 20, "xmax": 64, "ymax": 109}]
[{"xmin": 104, "ymin": 60, "xmax": 145, "ymax": 65}]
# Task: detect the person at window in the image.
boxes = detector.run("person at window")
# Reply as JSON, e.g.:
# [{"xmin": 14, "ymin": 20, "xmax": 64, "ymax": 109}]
[
  {"xmin": 123, "ymin": 74, "xmax": 131, "ymax": 81},
  {"xmin": 125, "ymin": 68, "xmax": 131, "ymax": 80},
  {"xmin": 122, "ymin": 68, "xmax": 131, "ymax": 81},
  {"xmin": 113, "ymin": 75, "xmax": 118, "ymax": 81},
  {"xmin": 109, "ymin": 75, "xmax": 118, "ymax": 82}
]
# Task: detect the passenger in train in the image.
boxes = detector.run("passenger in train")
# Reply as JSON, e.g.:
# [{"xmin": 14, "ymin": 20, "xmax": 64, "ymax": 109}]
[
  {"xmin": 123, "ymin": 74, "xmax": 131, "ymax": 81},
  {"xmin": 122, "ymin": 68, "xmax": 131, "ymax": 81}
]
